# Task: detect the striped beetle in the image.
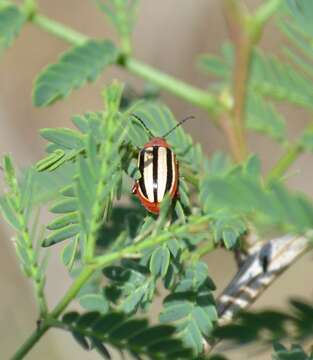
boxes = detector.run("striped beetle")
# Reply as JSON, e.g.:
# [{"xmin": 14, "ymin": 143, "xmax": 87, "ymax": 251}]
[{"xmin": 131, "ymin": 114, "xmax": 193, "ymax": 214}]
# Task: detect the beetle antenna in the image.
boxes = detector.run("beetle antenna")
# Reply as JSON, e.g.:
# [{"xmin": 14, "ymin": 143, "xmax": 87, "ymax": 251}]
[
  {"xmin": 162, "ymin": 115, "xmax": 195, "ymax": 138},
  {"xmin": 131, "ymin": 113, "xmax": 155, "ymax": 138}
]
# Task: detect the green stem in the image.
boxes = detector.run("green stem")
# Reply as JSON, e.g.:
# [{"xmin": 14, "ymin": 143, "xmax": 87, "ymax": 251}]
[
  {"xmin": 10, "ymin": 267, "xmax": 94, "ymax": 360},
  {"xmin": 191, "ymin": 240, "xmax": 215, "ymax": 262},
  {"xmin": 50, "ymin": 267, "xmax": 94, "ymax": 318},
  {"xmin": 32, "ymin": 14, "xmax": 88, "ymax": 45},
  {"xmin": 123, "ymin": 58, "xmax": 221, "ymax": 114},
  {"xmin": 10, "ymin": 323, "xmax": 50, "ymax": 360},
  {"xmin": 254, "ymin": 0, "xmax": 282, "ymax": 35},
  {"xmin": 12, "ymin": 215, "xmax": 213, "ymax": 359},
  {"xmin": 267, "ymin": 122, "xmax": 313, "ymax": 181},
  {"xmin": 29, "ymin": 14, "xmax": 221, "ymax": 115},
  {"xmin": 267, "ymin": 143, "xmax": 303, "ymax": 181},
  {"xmin": 92, "ymin": 215, "xmax": 213, "ymax": 267}
]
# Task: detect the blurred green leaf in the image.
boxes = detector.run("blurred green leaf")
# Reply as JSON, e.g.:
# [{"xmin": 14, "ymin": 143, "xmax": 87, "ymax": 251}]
[
  {"xmin": 0, "ymin": 4, "xmax": 26, "ymax": 53},
  {"xmin": 273, "ymin": 343, "xmax": 313, "ymax": 360},
  {"xmin": 212, "ymin": 212, "xmax": 246, "ymax": 249},
  {"xmin": 42, "ymin": 224, "xmax": 80, "ymax": 247},
  {"xmin": 61, "ymin": 310, "xmax": 191, "ymax": 358},
  {"xmin": 246, "ymin": 94, "xmax": 286, "ymax": 142},
  {"xmin": 33, "ymin": 40, "xmax": 119, "ymax": 106},
  {"xmin": 299, "ymin": 126, "xmax": 313, "ymax": 152},
  {"xmin": 200, "ymin": 160, "xmax": 313, "ymax": 233}
]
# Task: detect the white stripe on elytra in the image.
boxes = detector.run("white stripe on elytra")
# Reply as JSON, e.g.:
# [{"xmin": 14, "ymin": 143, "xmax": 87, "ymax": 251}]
[
  {"xmin": 143, "ymin": 147, "xmax": 154, "ymax": 202},
  {"xmin": 169, "ymin": 151, "xmax": 176, "ymax": 194},
  {"xmin": 157, "ymin": 147, "xmax": 168, "ymax": 202}
]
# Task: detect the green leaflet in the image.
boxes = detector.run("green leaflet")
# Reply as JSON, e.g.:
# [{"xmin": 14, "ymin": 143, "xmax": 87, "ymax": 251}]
[
  {"xmin": 62, "ymin": 236, "xmax": 79, "ymax": 269},
  {"xmin": 246, "ymin": 94, "xmax": 286, "ymax": 142},
  {"xmin": 36, "ymin": 112, "xmax": 103, "ymax": 172},
  {"xmin": 50, "ymin": 198, "xmax": 78, "ymax": 213},
  {"xmin": 33, "ymin": 40, "xmax": 119, "ymax": 107},
  {"xmin": 160, "ymin": 262, "xmax": 217, "ymax": 356},
  {"xmin": 0, "ymin": 196, "xmax": 22, "ymax": 231},
  {"xmin": 79, "ymin": 294, "xmax": 109, "ymax": 314},
  {"xmin": 0, "ymin": 5, "xmax": 26, "ymax": 53},
  {"xmin": 273, "ymin": 343, "xmax": 313, "ymax": 360},
  {"xmin": 61, "ymin": 310, "xmax": 191, "ymax": 359},
  {"xmin": 42, "ymin": 224, "xmax": 80, "ymax": 247},
  {"xmin": 47, "ymin": 212, "xmax": 79, "ymax": 230},
  {"xmin": 300, "ymin": 127, "xmax": 313, "ymax": 152},
  {"xmin": 198, "ymin": 43, "xmax": 233, "ymax": 82},
  {"xmin": 212, "ymin": 212, "xmax": 246, "ymax": 249},
  {"xmin": 200, "ymin": 162, "xmax": 313, "ymax": 233},
  {"xmin": 40, "ymin": 128, "xmax": 83, "ymax": 150},
  {"xmin": 103, "ymin": 263, "xmax": 156, "ymax": 314},
  {"xmin": 149, "ymin": 245, "xmax": 170, "ymax": 278}
]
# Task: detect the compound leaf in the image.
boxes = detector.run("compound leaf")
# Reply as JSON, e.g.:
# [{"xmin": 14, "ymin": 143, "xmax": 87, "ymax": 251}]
[{"xmin": 33, "ymin": 40, "xmax": 119, "ymax": 107}]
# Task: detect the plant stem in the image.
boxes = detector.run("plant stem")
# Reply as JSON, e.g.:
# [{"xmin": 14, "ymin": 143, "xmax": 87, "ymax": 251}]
[
  {"xmin": 50, "ymin": 267, "xmax": 95, "ymax": 318},
  {"xmin": 12, "ymin": 215, "xmax": 212, "ymax": 359},
  {"xmin": 10, "ymin": 323, "xmax": 50, "ymax": 360},
  {"xmin": 10, "ymin": 267, "xmax": 94, "ymax": 360},
  {"xmin": 267, "ymin": 122, "xmax": 313, "ymax": 181},
  {"xmin": 267, "ymin": 143, "xmax": 303, "ymax": 181},
  {"xmin": 123, "ymin": 57, "xmax": 222, "ymax": 114},
  {"xmin": 29, "ymin": 14, "xmax": 222, "ymax": 115},
  {"xmin": 32, "ymin": 14, "xmax": 88, "ymax": 45},
  {"xmin": 223, "ymin": 0, "xmax": 252, "ymax": 161},
  {"xmin": 91, "ymin": 215, "xmax": 213, "ymax": 267}
]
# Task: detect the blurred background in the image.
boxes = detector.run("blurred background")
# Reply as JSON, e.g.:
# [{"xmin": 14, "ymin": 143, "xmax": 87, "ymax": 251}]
[{"xmin": 1, "ymin": 0, "xmax": 312, "ymax": 359}]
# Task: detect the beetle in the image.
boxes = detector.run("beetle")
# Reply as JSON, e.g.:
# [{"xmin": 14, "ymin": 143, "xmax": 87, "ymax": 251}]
[{"xmin": 131, "ymin": 114, "xmax": 193, "ymax": 214}]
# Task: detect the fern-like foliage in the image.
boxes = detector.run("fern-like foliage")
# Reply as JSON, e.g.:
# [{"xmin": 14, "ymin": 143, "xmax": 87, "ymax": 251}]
[
  {"xmin": 0, "ymin": 156, "xmax": 47, "ymax": 315},
  {"xmin": 103, "ymin": 261, "xmax": 156, "ymax": 314},
  {"xmin": 33, "ymin": 40, "xmax": 119, "ymax": 107},
  {"xmin": 246, "ymin": 94, "xmax": 286, "ymax": 143},
  {"xmin": 0, "ymin": 4, "xmax": 26, "ymax": 53},
  {"xmin": 200, "ymin": 155, "xmax": 313, "ymax": 234},
  {"xmin": 42, "ymin": 82, "xmax": 127, "ymax": 257},
  {"xmin": 160, "ymin": 261, "xmax": 217, "ymax": 356},
  {"xmin": 199, "ymin": 45, "xmax": 292, "ymax": 143},
  {"xmin": 280, "ymin": 0, "xmax": 313, "ymax": 78},
  {"xmin": 58, "ymin": 310, "xmax": 192, "ymax": 359}
]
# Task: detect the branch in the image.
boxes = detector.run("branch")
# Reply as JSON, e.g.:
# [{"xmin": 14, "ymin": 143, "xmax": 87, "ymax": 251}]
[
  {"xmin": 10, "ymin": 323, "xmax": 50, "ymax": 360},
  {"xmin": 203, "ymin": 233, "xmax": 310, "ymax": 354},
  {"xmin": 223, "ymin": 0, "xmax": 251, "ymax": 161},
  {"xmin": 29, "ymin": 13, "xmax": 222, "ymax": 115},
  {"xmin": 11, "ymin": 215, "xmax": 214, "ymax": 360},
  {"xmin": 217, "ymin": 234, "xmax": 310, "ymax": 324},
  {"xmin": 222, "ymin": 0, "xmax": 282, "ymax": 162},
  {"xmin": 267, "ymin": 143, "xmax": 303, "ymax": 181},
  {"xmin": 267, "ymin": 122, "xmax": 313, "ymax": 181}
]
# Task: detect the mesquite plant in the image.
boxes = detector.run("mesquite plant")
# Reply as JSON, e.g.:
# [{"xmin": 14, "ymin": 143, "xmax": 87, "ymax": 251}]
[{"xmin": 1, "ymin": 0, "xmax": 313, "ymax": 359}]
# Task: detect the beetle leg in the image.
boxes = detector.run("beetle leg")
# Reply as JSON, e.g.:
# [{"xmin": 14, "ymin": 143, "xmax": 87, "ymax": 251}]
[{"xmin": 132, "ymin": 182, "xmax": 138, "ymax": 194}]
